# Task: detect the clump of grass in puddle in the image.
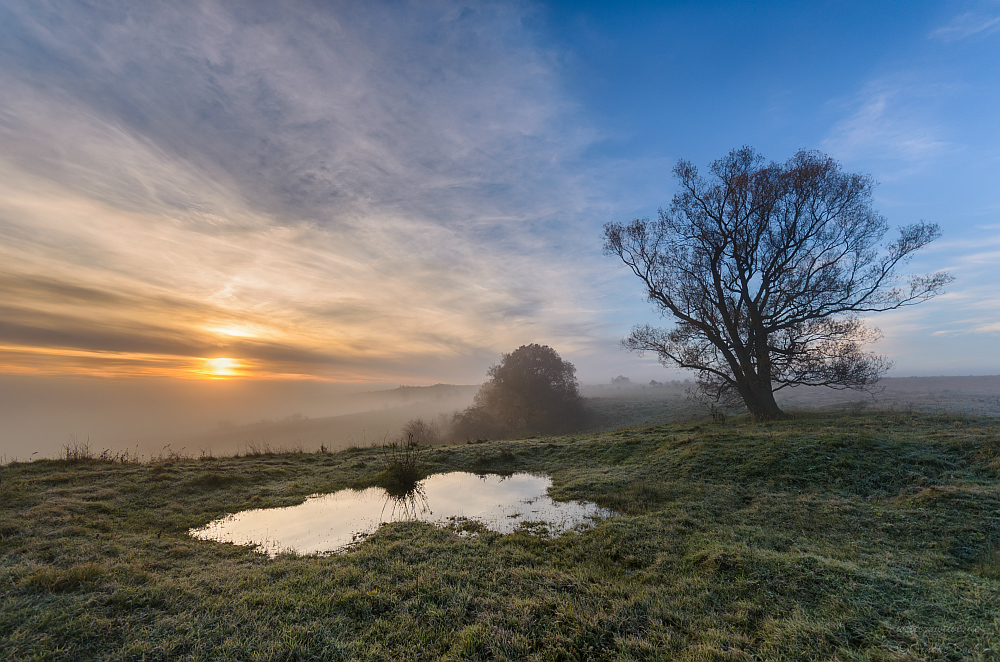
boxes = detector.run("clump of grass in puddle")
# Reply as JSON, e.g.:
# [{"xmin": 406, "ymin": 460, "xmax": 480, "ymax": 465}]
[{"xmin": 369, "ymin": 433, "xmax": 426, "ymax": 497}]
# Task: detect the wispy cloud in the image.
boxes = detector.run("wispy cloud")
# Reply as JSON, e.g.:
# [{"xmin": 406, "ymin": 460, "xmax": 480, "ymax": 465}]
[
  {"xmin": 821, "ymin": 83, "xmax": 950, "ymax": 172},
  {"xmin": 970, "ymin": 321, "xmax": 1000, "ymax": 333},
  {"xmin": 0, "ymin": 0, "xmax": 616, "ymax": 382},
  {"xmin": 875, "ymin": 223, "xmax": 1000, "ymax": 343},
  {"xmin": 931, "ymin": 11, "xmax": 1000, "ymax": 41}
]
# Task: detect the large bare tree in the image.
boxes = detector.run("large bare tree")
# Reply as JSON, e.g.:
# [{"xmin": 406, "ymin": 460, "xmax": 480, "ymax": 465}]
[{"xmin": 603, "ymin": 147, "xmax": 952, "ymax": 420}]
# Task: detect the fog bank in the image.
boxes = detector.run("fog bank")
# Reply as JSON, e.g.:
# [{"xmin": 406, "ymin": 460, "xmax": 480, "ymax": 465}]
[{"xmin": 0, "ymin": 375, "xmax": 475, "ymax": 461}]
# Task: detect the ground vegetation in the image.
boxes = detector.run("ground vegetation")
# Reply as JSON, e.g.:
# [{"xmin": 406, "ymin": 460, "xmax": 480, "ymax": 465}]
[{"xmin": 1, "ymin": 412, "xmax": 998, "ymax": 660}]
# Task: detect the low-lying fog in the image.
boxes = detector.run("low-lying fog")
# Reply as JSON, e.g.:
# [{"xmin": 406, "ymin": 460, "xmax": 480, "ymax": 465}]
[
  {"xmin": 0, "ymin": 376, "xmax": 476, "ymax": 462},
  {"xmin": 2, "ymin": 374, "xmax": 998, "ymax": 462}
]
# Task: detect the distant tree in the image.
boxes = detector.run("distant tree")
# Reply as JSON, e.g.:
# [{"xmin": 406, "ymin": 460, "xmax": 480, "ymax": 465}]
[
  {"xmin": 611, "ymin": 375, "xmax": 631, "ymax": 385},
  {"xmin": 453, "ymin": 344, "xmax": 585, "ymax": 439},
  {"xmin": 402, "ymin": 418, "xmax": 440, "ymax": 445},
  {"xmin": 450, "ymin": 405, "xmax": 503, "ymax": 442},
  {"xmin": 603, "ymin": 147, "xmax": 952, "ymax": 421}
]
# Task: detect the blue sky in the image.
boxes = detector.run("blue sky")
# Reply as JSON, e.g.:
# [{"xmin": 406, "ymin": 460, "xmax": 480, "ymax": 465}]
[
  {"xmin": 541, "ymin": 0, "xmax": 1000, "ymax": 377},
  {"xmin": 0, "ymin": 0, "xmax": 996, "ymax": 394},
  {"xmin": 542, "ymin": 1, "xmax": 1000, "ymax": 376}
]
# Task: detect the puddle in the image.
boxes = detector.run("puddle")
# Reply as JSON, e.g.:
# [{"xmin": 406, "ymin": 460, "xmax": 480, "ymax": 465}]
[{"xmin": 190, "ymin": 472, "xmax": 613, "ymax": 556}]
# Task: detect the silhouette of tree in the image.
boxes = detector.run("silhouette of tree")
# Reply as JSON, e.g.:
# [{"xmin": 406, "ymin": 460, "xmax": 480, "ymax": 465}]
[
  {"xmin": 453, "ymin": 344, "xmax": 585, "ymax": 439},
  {"xmin": 604, "ymin": 147, "xmax": 952, "ymax": 420}
]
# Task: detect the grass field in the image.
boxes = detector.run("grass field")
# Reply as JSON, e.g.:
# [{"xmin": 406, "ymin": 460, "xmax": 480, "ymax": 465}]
[{"xmin": 2, "ymin": 411, "xmax": 999, "ymax": 660}]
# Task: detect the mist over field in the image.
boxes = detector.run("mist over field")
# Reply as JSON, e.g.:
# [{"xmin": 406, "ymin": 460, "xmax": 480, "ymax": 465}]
[
  {"xmin": 0, "ymin": 376, "xmax": 461, "ymax": 461},
  {"xmin": 4, "ymin": 373, "xmax": 998, "ymax": 463}
]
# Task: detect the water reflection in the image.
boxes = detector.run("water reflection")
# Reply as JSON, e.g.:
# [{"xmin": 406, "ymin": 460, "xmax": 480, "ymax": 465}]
[
  {"xmin": 382, "ymin": 482, "xmax": 429, "ymax": 521},
  {"xmin": 190, "ymin": 472, "xmax": 613, "ymax": 556}
]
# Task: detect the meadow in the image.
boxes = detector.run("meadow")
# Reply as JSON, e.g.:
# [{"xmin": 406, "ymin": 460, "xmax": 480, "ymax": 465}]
[{"xmin": 2, "ymin": 411, "xmax": 999, "ymax": 660}]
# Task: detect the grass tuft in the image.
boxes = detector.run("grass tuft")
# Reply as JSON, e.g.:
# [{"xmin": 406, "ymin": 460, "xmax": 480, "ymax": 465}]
[
  {"xmin": 27, "ymin": 562, "xmax": 104, "ymax": 592},
  {"xmin": 364, "ymin": 435, "xmax": 426, "ymax": 497},
  {"xmin": 975, "ymin": 544, "xmax": 1000, "ymax": 579}
]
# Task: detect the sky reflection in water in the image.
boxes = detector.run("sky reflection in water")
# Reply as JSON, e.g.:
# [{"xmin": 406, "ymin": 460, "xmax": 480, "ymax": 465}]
[{"xmin": 190, "ymin": 472, "xmax": 613, "ymax": 556}]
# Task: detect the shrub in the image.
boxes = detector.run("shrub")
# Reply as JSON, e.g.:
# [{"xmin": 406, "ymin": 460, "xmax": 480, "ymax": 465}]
[
  {"xmin": 452, "ymin": 344, "xmax": 586, "ymax": 440},
  {"xmin": 402, "ymin": 418, "xmax": 440, "ymax": 445}
]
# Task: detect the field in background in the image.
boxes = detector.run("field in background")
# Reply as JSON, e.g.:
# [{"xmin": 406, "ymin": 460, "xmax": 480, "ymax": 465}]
[
  {"xmin": 776, "ymin": 375, "xmax": 1000, "ymax": 417},
  {"xmin": 584, "ymin": 374, "xmax": 1000, "ymax": 431},
  {"xmin": 2, "ymin": 376, "xmax": 996, "ymax": 463}
]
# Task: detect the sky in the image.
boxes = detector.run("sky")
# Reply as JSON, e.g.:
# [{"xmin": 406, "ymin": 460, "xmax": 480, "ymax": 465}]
[{"xmin": 1, "ymin": 0, "xmax": 998, "ymax": 451}]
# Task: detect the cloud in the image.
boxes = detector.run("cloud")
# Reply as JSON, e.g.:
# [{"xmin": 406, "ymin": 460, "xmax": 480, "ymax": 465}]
[
  {"xmin": 2, "ymin": 0, "xmax": 585, "ymax": 226},
  {"xmin": 849, "ymin": 221, "xmax": 1000, "ymax": 365},
  {"xmin": 930, "ymin": 11, "xmax": 1000, "ymax": 41},
  {"xmin": 821, "ymin": 83, "xmax": 950, "ymax": 172},
  {"xmin": 971, "ymin": 321, "xmax": 1000, "ymax": 334},
  {"xmin": 0, "ymin": 0, "xmax": 621, "ymax": 382}
]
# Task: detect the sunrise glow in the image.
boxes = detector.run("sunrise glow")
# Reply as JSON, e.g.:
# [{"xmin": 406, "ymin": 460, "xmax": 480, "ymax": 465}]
[
  {"xmin": 206, "ymin": 324, "xmax": 259, "ymax": 339},
  {"xmin": 201, "ymin": 358, "xmax": 243, "ymax": 379}
]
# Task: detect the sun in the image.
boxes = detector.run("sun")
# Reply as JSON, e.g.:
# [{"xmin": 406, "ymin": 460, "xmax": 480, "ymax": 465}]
[{"xmin": 202, "ymin": 357, "xmax": 241, "ymax": 378}]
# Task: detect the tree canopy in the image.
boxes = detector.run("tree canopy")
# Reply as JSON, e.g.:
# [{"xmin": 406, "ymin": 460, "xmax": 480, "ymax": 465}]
[
  {"xmin": 453, "ymin": 344, "xmax": 585, "ymax": 439},
  {"xmin": 603, "ymin": 147, "xmax": 952, "ymax": 420}
]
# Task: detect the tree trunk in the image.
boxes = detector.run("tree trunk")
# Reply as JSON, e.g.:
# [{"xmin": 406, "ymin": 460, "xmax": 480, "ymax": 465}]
[{"xmin": 740, "ymin": 381, "xmax": 787, "ymax": 421}]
